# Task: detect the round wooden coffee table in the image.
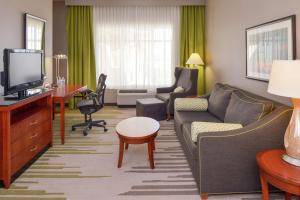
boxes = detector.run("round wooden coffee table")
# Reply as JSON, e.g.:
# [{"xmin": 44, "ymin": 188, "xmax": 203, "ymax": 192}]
[
  {"xmin": 256, "ymin": 149, "xmax": 300, "ymax": 200},
  {"xmin": 116, "ymin": 117, "xmax": 160, "ymax": 169}
]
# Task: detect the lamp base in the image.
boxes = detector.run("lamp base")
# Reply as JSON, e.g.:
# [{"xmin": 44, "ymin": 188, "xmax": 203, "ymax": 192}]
[{"xmin": 282, "ymin": 154, "xmax": 300, "ymax": 167}]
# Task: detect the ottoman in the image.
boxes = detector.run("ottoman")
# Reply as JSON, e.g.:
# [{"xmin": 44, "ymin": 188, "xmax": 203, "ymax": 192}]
[{"xmin": 136, "ymin": 98, "xmax": 166, "ymax": 121}]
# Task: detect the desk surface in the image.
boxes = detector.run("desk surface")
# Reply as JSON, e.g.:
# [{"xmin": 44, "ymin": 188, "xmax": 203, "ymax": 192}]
[{"xmin": 52, "ymin": 85, "xmax": 87, "ymax": 100}]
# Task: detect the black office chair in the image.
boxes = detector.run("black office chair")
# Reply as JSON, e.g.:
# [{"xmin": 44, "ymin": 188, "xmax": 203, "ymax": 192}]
[{"xmin": 71, "ymin": 74, "xmax": 108, "ymax": 136}]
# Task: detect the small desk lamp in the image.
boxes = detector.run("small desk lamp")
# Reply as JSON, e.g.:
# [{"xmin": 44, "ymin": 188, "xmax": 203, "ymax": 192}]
[
  {"xmin": 268, "ymin": 60, "xmax": 300, "ymax": 166},
  {"xmin": 186, "ymin": 53, "xmax": 204, "ymax": 67},
  {"xmin": 53, "ymin": 54, "xmax": 68, "ymax": 84}
]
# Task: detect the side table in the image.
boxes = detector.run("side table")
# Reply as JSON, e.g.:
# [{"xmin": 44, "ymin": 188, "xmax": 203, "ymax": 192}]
[{"xmin": 256, "ymin": 149, "xmax": 300, "ymax": 200}]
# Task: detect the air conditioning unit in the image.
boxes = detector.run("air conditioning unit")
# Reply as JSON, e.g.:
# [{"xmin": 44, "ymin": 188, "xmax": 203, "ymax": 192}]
[{"xmin": 117, "ymin": 89, "xmax": 156, "ymax": 106}]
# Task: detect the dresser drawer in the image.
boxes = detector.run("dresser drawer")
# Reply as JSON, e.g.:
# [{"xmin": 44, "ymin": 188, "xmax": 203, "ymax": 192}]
[
  {"xmin": 11, "ymin": 135, "xmax": 51, "ymax": 175},
  {"xmin": 11, "ymin": 122, "xmax": 51, "ymax": 158},
  {"xmin": 11, "ymin": 108, "xmax": 50, "ymax": 142}
]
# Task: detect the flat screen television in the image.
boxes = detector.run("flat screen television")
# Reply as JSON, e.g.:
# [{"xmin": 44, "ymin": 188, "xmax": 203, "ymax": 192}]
[{"xmin": 1, "ymin": 49, "xmax": 44, "ymax": 99}]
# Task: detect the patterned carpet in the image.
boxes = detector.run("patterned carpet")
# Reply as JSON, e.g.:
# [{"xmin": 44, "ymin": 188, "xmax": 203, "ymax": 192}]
[{"xmin": 0, "ymin": 106, "xmax": 285, "ymax": 200}]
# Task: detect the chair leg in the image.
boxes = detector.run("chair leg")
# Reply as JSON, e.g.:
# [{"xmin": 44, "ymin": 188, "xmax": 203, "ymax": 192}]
[
  {"xmin": 71, "ymin": 122, "xmax": 90, "ymax": 131},
  {"xmin": 93, "ymin": 120, "xmax": 107, "ymax": 125},
  {"xmin": 90, "ymin": 122, "xmax": 108, "ymax": 132}
]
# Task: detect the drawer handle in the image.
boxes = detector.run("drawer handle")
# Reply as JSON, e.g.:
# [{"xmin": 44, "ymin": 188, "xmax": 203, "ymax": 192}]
[
  {"xmin": 30, "ymin": 121, "xmax": 38, "ymax": 126},
  {"xmin": 30, "ymin": 146, "xmax": 38, "ymax": 152},
  {"xmin": 30, "ymin": 133, "xmax": 38, "ymax": 139}
]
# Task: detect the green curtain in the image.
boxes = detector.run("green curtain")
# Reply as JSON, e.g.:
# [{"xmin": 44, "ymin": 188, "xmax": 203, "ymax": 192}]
[
  {"xmin": 180, "ymin": 6, "xmax": 205, "ymax": 95},
  {"xmin": 66, "ymin": 6, "xmax": 96, "ymax": 108}
]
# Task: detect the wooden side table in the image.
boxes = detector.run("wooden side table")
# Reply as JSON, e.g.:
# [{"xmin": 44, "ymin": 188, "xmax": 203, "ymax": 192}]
[
  {"xmin": 256, "ymin": 149, "xmax": 300, "ymax": 200},
  {"xmin": 116, "ymin": 117, "xmax": 160, "ymax": 169}
]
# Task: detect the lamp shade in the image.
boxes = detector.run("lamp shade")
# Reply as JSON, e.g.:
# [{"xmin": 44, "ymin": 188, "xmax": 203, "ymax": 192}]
[
  {"xmin": 268, "ymin": 60, "xmax": 300, "ymax": 99},
  {"xmin": 186, "ymin": 53, "xmax": 204, "ymax": 65}
]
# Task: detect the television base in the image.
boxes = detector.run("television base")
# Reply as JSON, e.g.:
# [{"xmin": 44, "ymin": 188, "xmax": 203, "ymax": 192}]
[{"xmin": 4, "ymin": 89, "xmax": 42, "ymax": 100}]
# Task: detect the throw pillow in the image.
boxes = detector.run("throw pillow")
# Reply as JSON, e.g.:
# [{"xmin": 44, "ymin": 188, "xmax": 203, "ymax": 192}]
[
  {"xmin": 174, "ymin": 86, "xmax": 185, "ymax": 93},
  {"xmin": 175, "ymin": 98, "xmax": 208, "ymax": 112},
  {"xmin": 191, "ymin": 122, "xmax": 242, "ymax": 142},
  {"xmin": 208, "ymin": 83, "xmax": 234, "ymax": 120},
  {"xmin": 224, "ymin": 92, "xmax": 273, "ymax": 126}
]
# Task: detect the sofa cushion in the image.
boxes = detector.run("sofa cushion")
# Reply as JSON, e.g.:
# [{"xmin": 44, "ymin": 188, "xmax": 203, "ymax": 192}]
[
  {"xmin": 174, "ymin": 86, "xmax": 185, "ymax": 93},
  {"xmin": 175, "ymin": 98, "xmax": 208, "ymax": 112},
  {"xmin": 175, "ymin": 110, "xmax": 222, "ymax": 126},
  {"xmin": 156, "ymin": 93, "xmax": 170, "ymax": 102},
  {"xmin": 208, "ymin": 83, "xmax": 233, "ymax": 120},
  {"xmin": 234, "ymin": 90, "xmax": 274, "ymax": 113},
  {"xmin": 224, "ymin": 92, "xmax": 274, "ymax": 126},
  {"xmin": 191, "ymin": 122, "xmax": 242, "ymax": 142}
]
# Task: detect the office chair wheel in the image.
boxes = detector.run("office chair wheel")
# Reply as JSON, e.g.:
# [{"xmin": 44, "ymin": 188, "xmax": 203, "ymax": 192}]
[
  {"xmin": 104, "ymin": 128, "xmax": 108, "ymax": 132},
  {"xmin": 83, "ymin": 130, "xmax": 88, "ymax": 136}
]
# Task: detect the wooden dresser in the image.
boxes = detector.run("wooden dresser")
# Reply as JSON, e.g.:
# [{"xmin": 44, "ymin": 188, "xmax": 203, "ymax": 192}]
[{"xmin": 0, "ymin": 90, "xmax": 53, "ymax": 188}]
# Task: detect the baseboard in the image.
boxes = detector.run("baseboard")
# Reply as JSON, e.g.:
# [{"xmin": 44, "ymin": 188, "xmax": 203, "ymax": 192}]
[
  {"xmin": 117, "ymin": 105, "xmax": 136, "ymax": 108},
  {"xmin": 104, "ymin": 103, "xmax": 118, "ymax": 106}
]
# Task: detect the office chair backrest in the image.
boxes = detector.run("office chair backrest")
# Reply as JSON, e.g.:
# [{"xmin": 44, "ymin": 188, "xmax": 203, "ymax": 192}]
[{"xmin": 95, "ymin": 74, "xmax": 107, "ymax": 107}]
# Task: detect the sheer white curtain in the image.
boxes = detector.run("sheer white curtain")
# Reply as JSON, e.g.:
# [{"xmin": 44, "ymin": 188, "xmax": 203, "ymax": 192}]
[{"xmin": 93, "ymin": 6, "xmax": 180, "ymax": 89}]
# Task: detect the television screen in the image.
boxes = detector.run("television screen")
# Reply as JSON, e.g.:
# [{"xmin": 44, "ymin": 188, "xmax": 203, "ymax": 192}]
[
  {"xmin": 2, "ymin": 49, "xmax": 44, "ymax": 96},
  {"xmin": 9, "ymin": 52, "xmax": 42, "ymax": 87}
]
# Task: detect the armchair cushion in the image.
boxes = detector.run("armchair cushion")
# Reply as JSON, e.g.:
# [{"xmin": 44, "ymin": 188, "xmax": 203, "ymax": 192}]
[
  {"xmin": 191, "ymin": 122, "xmax": 243, "ymax": 142},
  {"xmin": 208, "ymin": 83, "xmax": 233, "ymax": 120},
  {"xmin": 156, "ymin": 93, "xmax": 170, "ymax": 102},
  {"xmin": 174, "ymin": 86, "xmax": 185, "ymax": 93},
  {"xmin": 175, "ymin": 98, "xmax": 208, "ymax": 112},
  {"xmin": 224, "ymin": 92, "xmax": 274, "ymax": 126}
]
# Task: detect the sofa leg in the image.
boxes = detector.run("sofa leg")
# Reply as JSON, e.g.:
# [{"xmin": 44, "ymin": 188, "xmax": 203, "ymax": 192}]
[{"xmin": 200, "ymin": 194, "xmax": 208, "ymax": 200}]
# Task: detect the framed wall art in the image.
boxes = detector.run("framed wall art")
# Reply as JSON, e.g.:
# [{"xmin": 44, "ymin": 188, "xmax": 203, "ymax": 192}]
[{"xmin": 246, "ymin": 15, "xmax": 296, "ymax": 81}]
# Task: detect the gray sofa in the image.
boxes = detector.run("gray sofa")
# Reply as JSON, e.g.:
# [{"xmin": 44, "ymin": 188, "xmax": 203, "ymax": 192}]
[
  {"xmin": 174, "ymin": 83, "xmax": 292, "ymax": 195},
  {"xmin": 156, "ymin": 67, "xmax": 198, "ymax": 118}
]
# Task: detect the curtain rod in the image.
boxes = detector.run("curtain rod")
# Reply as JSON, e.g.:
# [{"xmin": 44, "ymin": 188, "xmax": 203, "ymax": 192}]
[{"xmin": 65, "ymin": 0, "xmax": 206, "ymax": 6}]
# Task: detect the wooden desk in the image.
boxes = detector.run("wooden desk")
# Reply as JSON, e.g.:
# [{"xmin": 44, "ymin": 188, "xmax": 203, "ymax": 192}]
[
  {"xmin": 52, "ymin": 85, "xmax": 86, "ymax": 144},
  {"xmin": 256, "ymin": 149, "xmax": 300, "ymax": 200}
]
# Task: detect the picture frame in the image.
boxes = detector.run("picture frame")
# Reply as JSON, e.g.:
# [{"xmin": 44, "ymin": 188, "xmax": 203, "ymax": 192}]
[
  {"xmin": 246, "ymin": 15, "xmax": 296, "ymax": 82},
  {"xmin": 24, "ymin": 13, "xmax": 46, "ymax": 74}
]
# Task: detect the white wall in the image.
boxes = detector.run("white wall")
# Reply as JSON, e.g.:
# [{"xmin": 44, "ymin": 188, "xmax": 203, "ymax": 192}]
[
  {"xmin": 0, "ymin": 0, "xmax": 53, "ymax": 94},
  {"xmin": 206, "ymin": 0, "xmax": 300, "ymax": 105}
]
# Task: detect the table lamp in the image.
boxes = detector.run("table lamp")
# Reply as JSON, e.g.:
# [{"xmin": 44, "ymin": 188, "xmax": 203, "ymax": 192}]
[
  {"xmin": 53, "ymin": 54, "xmax": 68, "ymax": 86},
  {"xmin": 268, "ymin": 60, "xmax": 300, "ymax": 166},
  {"xmin": 186, "ymin": 53, "xmax": 204, "ymax": 67}
]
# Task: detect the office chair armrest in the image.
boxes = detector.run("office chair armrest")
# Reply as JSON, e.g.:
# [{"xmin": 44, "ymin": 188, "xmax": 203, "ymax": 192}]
[
  {"xmin": 86, "ymin": 92, "xmax": 98, "ymax": 99},
  {"xmin": 80, "ymin": 89, "xmax": 94, "ymax": 98}
]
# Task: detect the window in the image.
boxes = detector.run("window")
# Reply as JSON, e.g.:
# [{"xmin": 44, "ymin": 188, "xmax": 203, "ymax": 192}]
[{"xmin": 94, "ymin": 6, "xmax": 180, "ymax": 89}]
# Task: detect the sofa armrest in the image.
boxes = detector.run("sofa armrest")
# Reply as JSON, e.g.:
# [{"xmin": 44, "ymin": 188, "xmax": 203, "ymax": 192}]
[
  {"xmin": 157, "ymin": 85, "xmax": 176, "ymax": 93},
  {"xmin": 196, "ymin": 106, "xmax": 292, "ymax": 194},
  {"xmin": 198, "ymin": 94, "xmax": 210, "ymax": 100}
]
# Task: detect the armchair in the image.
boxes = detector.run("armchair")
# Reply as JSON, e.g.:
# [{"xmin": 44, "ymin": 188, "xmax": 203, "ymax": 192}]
[{"xmin": 156, "ymin": 67, "xmax": 198, "ymax": 119}]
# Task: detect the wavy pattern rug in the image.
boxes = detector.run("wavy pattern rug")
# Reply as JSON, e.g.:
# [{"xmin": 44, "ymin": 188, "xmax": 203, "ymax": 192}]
[{"xmin": 0, "ymin": 106, "xmax": 284, "ymax": 200}]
